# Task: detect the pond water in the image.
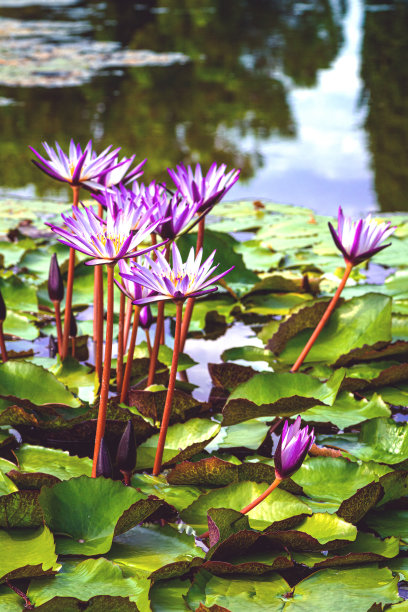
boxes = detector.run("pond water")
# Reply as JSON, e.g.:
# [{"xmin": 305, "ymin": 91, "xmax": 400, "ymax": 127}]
[{"xmin": 0, "ymin": 0, "xmax": 407, "ymax": 217}]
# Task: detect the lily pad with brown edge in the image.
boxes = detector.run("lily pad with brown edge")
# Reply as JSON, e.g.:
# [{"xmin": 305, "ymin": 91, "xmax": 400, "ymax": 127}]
[
  {"xmin": 365, "ymin": 508, "xmax": 408, "ymax": 542},
  {"xmin": 131, "ymin": 473, "xmax": 201, "ymax": 512},
  {"xmin": 106, "ymin": 524, "xmax": 205, "ymax": 581},
  {"xmin": 26, "ymin": 558, "xmax": 149, "ymax": 611},
  {"xmin": 0, "ymin": 526, "xmax": 60, "ymax": 583},
  {"xmin": 208, "ymin": 362, "xmax": 256, "ymax": 392},
  {"xmin": 318, "ymin": 418, "xmax": 408, "ymax": 464},
  {"xmin": 11, "ymin": 444, "xmax": 92, "ymax": 482},
  {"xmin": 333, "ymin": 339, "xmax": 408, "ymax": 367},
  {"xmin": 297, "ymin": 391, "xmax": 391, "ymax": 429},
  {"xmin": 277, "ymin": 293, "xmax": 392, "ymax": 366},
  {"xmin": 135, "ymin": 419, "xmax": 221, "ymax": 470},
  {"xmin": 207, "ymin": 419, "xmax": 271, "ymax": 452},
  {"xmin": 38, "ymin": 475, "xmax": 173, "ymax": 555},
  {"xmin": 221, "ymin": 368, "xmax": 345, "ymax": 426},
  {"xmin": 180, "ymin": 481, "xmax": 311, "ymax": 532},
  {"xmin": 293, "ymin": 531, "xmax": 399, "ymax": 569},
  {"xmin": 377, "ymin": 469, "xmax": 408, "ymax": 506},
  {"xmin": 341, "ymin": 362, "xmax": 408, "ymax": 392},
  {"xmin": 127, "ymin": 388, "xmax": 201, "ymax": 423},
  {"xmin": 0, "ymin": 490, "xmax": 43, "ymax": 528}
]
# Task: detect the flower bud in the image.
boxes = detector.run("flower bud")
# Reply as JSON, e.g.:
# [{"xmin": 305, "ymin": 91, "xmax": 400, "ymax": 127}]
[
  {"xmin": 0, "ymin": 289, "xmax": 6, "ymax": 322},
  {"xmin": 48, "ymin": 253, "xmax": 64, "ymax": 302},
  {"xmin": 274, "ymin": 417, "xmax": 315, "ymax": 480},
  {"xmin": 139, "ymin": 305, "xmax": 153, "ymax": 330},
  {"xmin": 116, "ymin": 420, "xmax": 136, "ymax": 473},
  {"xmin": 95, "ymin": 438, "xmax": 113, "ymax": 478}
]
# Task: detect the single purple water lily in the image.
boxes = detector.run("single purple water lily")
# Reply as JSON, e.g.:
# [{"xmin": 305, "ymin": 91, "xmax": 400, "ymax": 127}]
[
  {"xmin": 47, "ymin": 199, "xmax": 165, "ymax": 266},
  {"xmin": 274, "ymin": 417, "xmax": 315, "ymax": 480},
  {"xmin": 328, "ymin": 207, "xmax": 396, "ymax": 265},
  {"xmin": 29, "ymin": 140, "xmax": 123, "ymax": 191},
  {"xmin": 120, "ymin": 241, "xmax": 234, "ymax": 304},
  {"xmin": 168, "ymin": 162, "xmax": 240, "ymax": 212},
  {"xmin": 93, "ymin": 155, "xmax": 147, "ymax": 189},
  {"xmin": 115, "ymin": 259, "xmax": 154, "ymax": 302},
  {"xmin": 136, "ymin": 180, "xmax": 201, "ymax": 239}
]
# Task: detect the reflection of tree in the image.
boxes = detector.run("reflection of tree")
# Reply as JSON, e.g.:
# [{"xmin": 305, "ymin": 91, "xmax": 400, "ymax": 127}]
[
  {"xmin": 361, "ymin": 1, "xmax": 408, "ymax": 212},
  {"xmin": 0, "ymin": 0, "xmax": 343, "ymax": 197}
]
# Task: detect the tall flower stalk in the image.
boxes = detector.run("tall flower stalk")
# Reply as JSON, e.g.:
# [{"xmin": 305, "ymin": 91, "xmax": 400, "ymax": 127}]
[
  {"xmin": 48, "ymin": 253, "xmax": 64, "ymax": 355},
  {"xmin": 199, "ymin": 417, "xmax": 314, "ymax": 540},
  {"xmin": 121, "ymin": 242, "xmax": 233, "ymax": 476},
  {"xmin": 291, "ymin": 208, "xmax": 396, "ymax": 373}
]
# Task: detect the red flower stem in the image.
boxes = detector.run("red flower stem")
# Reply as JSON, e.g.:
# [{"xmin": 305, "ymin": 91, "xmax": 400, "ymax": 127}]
[
  {"xmin": 290, "ymin": 260, "xmax": 353, "ymax": 373},
  {"xmin": 152, "ymin": 300, "xmax": 183, "ymax": 476},
  {"xmin": 121, "ymin": 470, "xmax": 131, "ymax": 486},
  {"xmin": 159, "ymin": 243, "xmax": 171, "ymax": 346},
  {"xmin": 120, "ymin": 305, "xmax": 140, "ymax": 404},
  {"xmin": 145, "ymin": 329, "xmax": 152, "ymax": 356},
  {"xmin": 62, "ymin": 246, "xmax": 75, "ymax": 360},
  {"xmin": 94, "ymin": 264, "xmax": 103, "ymax": 382},
  {"xmin": 92, "ymin": 263, "xmax": 115, "ymax": 478},
  {"xmin": 53, "ymin": 300, "xmax": 63, "ymax": 355},
  {"xmin": 117, "ymin": 291, "xmax": 125, "ymax": 393},
  {"xmin": 199, "ymin": 476, "xmax": 283, "ymax": 539},
  {"xmin": 0, "ymin": 320, "xmax": 7, "ymax": 362},
  {"xmin": 123, "ymin": 298, "xmax": 133, "ymax": 353},
  {"xmin": 61, "ymin": 185, "xmax": 79, "ymax": 360},
  {"xmin": 6, "ymin": 581, "xmax": 33, "ymax": 610},
  {"xmin": 180, "ymin": 217, "xmax": 205, "ymax": 351},
  {"xmin": 147, "ymin": 301, "xmax": 164, "ymax": 386}
]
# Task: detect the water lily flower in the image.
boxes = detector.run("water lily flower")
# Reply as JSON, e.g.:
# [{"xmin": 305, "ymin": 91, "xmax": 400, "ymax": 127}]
[
  {"xmin": 274, "ymin": 417, "xmax": 315, "ymax": 480},
  {"xmin": 94, "ymin": 155, "xmax": 146, "ymax": 189},
  {"xmin": 47, "ymin": 199, "xmax": 164, "ymax": 266},
  {"xmin": 29, "ymin": 140, "xmax": 122, "ymax": 191},
  {"xmin": 328, "ymin": 207, "xmax": 396, "ymax": 265},
  {"xmin": 168, "ymin": 162, "xmax": 240, "ymax": 212},
  {"xmin": 136, "ymin": 181, "xmax": 201, "ymax": 240},
  {"xmin": 115, "ymin": 259, "xmax": 153, "ymax": 301},
  {"xmin": 120, "ymin": 242, "xmax": 234, "ymax": 304}
]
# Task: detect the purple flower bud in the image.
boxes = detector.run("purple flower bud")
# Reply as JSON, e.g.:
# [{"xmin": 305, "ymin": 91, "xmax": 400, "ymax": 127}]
[
  {"xmin": 328, "ymin": 207, "xmax": 396, "ymax": 266},
  {"xmin": 48, "ymin": 253, "xmax": 64, "ymax": 302},
  {"xmin": 48, "ymin": 334, "xmax": 58, "ymax": 358},
  {"xmin": 69, "ymin": 312, "xmax": 77, "ymax": 338},
  {"xmin": 274, "ymin": 417, "xmax": 315, "ymax": 480},
  {"xmin": 0, "ymin": 289, "xmax": 6, "ymax": 322},
  {"xmin": 95, "ymin": 438, "xmax": 113, "ymax": 478},
  {"xmin": 139, "ymin": 305, "xmax": 153, "ymax": 330},
  {"xmin": 116, "ymin": 420, "xmax": 136, "ymax": 473}
]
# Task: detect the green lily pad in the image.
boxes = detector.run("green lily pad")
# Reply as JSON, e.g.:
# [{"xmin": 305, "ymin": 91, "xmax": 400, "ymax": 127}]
[
  {"xmin": 186, "ymin": 570, "xmax": 290, "ymax": 612},
  {"xmin": 27, "ymin": 558, "xmax": 149, "ymax": 610},
  {"xmin": 181, "ymin": 481, "xmax": 311, "ymax": 531},
  {"xmin": 284, "ymin": 566, "xmax": 400, "ymax": 611},
  {"xmin": 0, "ymin": 586, "xmax": 23, "ymax": 612},
  {"xmin": 318, "ymin": 418, "xmax": 408, "ymax": 464},
  {"xmin": 136, "ymin": 419, "xmax": 221, "ymax": 470},
  {"xmin": 298, "ymin": 391, "xmax": 391, "ymax": 429},
  {"xmin": 0, "ymin": 526, "xmax": 60, "ymax": 583},
  {"xmin": 12, "ymin": 444, "xmax": 92, "ymax": 482},
  {"xmin": 366, "ymin": 509, "xmax": 408, "ymax": 542},
  {"xmin": 0, "ymin": 361, "xmax": 80, "ymax": 408},
  {"xmin": 207, "ymin": 419, "xmax": 270, "ymax": 451},
  {"xmin": 50, "ymin": 357, "xmax": 97, "ymax": 404},
  {"xmin": 3, "ymin": 310, "xmax": 39, "ymax": 340},
  {"xmin": 131, "ymin": 473, "xmax": 201, "ymax": 512},
  {"xmin": 222, "ymin": 369, "xmax": 345, "ymax": 425},
  {"xmin": 292, "ymin": 513, "xmax": 357, "ymax": 545},
  {"xmin": 38, "ymin": 476, "xmax": 165, "ymax": 555},
  {"xmin": 149, "ymin": 578, "xmax": 190, "ymax": 612},
  {"xmin": 107, "ymin": 524, "xmax": 205, "ymax": 580},
  {"xmin": 278, "ymin": 293, "xmax": 392, "ymax": 365},
  {"xmin": 243, "ymin": 292, "xmax": 312, "ymax": 316}
]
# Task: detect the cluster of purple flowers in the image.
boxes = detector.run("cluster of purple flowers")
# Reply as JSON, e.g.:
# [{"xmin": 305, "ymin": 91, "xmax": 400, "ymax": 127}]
[{"xmin": 31, "ymin": 140, "xmax": 240, "ymax": 300}]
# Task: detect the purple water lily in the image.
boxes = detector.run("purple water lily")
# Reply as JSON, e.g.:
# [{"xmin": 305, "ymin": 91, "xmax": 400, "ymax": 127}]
[
  {"xmin": 136, "ymin": 181, "xmax": 201, "ymax": 239},
  {"xmin": 47, "ymin": 199, "xmax": 164, "ymax": 266},
  {"xmin": 115, "ymin": 259, "xmax": 153, "ymax": 301},
  {"xmin": 328, "ymin": 207, "xmax": 396, "ymax": 265},
  {"xmin": 168, "ymin": 162, "xmax": 240, "ymax": 212},
  {"xmin": 29, "ymin": 140, "xmax": 122, "ymax": 191},
  {"xmin": 274, "ymin": 417, "xmax": 315, "ymax": 480},
  {"xmin": 94, "ymin": 155, "xmax": 147, "ymax": 189},
  {"xmin": 120, "ymin": 241, "xmax": 233, "ymax": 304}
]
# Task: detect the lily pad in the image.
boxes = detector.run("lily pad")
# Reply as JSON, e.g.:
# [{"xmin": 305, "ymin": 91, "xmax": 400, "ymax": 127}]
[
  {"xmin": 11, "ymin": 444, "xmax": 92, "ymax": 482},
  {"xmin": 0, "ymin": 526, "xmax": 60, "ymax": 583},
  {"xmin": 298, "ymin": 392, "xmax": 391, "ymax": 429}
]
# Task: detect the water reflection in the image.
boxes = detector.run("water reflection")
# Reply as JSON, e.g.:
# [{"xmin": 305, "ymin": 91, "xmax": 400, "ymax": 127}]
[{"xmin": 0, "ymin": 0, "xmax": 406, "ymax": 214}]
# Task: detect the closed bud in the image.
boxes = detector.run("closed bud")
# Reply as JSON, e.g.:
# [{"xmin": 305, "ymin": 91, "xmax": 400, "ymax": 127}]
[
  {"xmin": 139, "ymin": 305, "xmax": 153, "ymax": 330},
  {"xmin": 48, "ymin": 253, "xmax": 64, "ymax": 302},
  {"xmin": 69, "ymin": 312, "xmax": 77, "ymax": 338},
  {"xmin": 95, "ymin": 438, "xmax": 113, "ymax": 478},
  {"xmin": 0, "ymin": 289, "xmax": 6, "ymax": 322},
  {"xmin": 274, "ymin": 417, "xmax": 315, "ymax": 480},
  {"xmin": 116, "ymin": 420, "xmax": 136, "ymax": 473}
]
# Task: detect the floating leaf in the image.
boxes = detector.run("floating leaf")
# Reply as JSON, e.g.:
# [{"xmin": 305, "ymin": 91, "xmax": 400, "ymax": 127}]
[
  {"xmin": 131, "ymin": 473, "xmax": 201, "ymax": 512},
  {"xmin": 298, "ymin": 392, "xmax": 391, "ymax": 429},
  {"xmin": 149, "ymin": 578, "xmax": 191, "ymax": 612},
  {"xmin": 136, "ymin": 419, "xmax": 221, "ymax": 470},
  {"xmin": 291, "ymin": 513, "xmax": 357, "ymax": 546},
  {"xmin": 222, "ymin": 369, "xmax": 345, "ymax": 425},
  {"xmin": 0, "ymin": 526, "xmax": 60, "ymax": 582},
  {"xmin": 11, "ymin": 444, "xmax": 92, "ymax": 483}
]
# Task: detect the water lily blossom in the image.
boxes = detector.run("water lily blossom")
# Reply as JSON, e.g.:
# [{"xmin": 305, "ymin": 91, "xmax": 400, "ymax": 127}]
[
  {"xmin": 94, "ymin": 155, "xmax": 147, "ymax": 189},
  {"xmin": 168, "ymin": 162, "xmax": 240, "ymax": 212},
  {"xmin": 29, "ymin": 140, "xmax": 122, "ymax": 191},
  {"xmin": 328, "ymin": 207, "xmax": 396, "ymax": 265},
  {"xmin": 121, "ymin": 242, "xmax": 233, "ymax": 304},
  {"xmin": 274, "ymin": 417, "xmax": 315, "ymax": 480}
]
